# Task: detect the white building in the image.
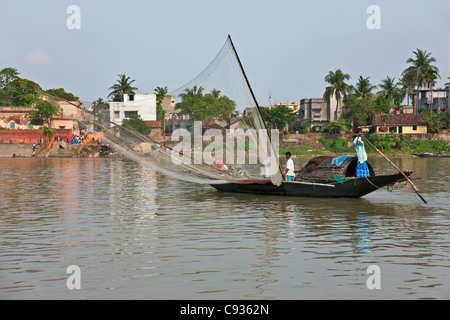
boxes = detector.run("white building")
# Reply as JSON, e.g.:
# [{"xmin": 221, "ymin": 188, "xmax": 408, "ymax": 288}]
[
  {"xmin": 416, "ymin": 86, "xmax": 450, "ymax": 113},
  {"xmin": 109, "ymin": 93, "xmax": 157, "ymax": 125}
]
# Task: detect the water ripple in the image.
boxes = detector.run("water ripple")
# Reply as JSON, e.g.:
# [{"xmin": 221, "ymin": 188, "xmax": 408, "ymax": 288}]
[{"xmin": 0, "ymin": 157, "xmax": 449, "ymax": 299}]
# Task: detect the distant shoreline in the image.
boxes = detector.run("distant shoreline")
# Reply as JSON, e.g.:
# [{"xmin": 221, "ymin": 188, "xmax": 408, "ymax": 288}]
[{"xmin": 1, "ymin": 143, "xmax": 447, "ymax": 159}]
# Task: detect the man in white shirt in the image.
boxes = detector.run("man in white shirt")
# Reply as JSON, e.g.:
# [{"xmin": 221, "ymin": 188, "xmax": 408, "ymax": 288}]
[
  {"xmin": 352, "ymin": 132, "xmax": 370, "ymax": 178},
  {"xmin": 285, "ymin": 152, "xmax": 295, "ymax": 181}
]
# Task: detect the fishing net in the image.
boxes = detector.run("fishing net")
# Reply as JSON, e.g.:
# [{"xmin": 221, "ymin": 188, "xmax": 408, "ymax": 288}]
[{"xmin": 37, "ymin": 35, "xmax": 283, "ymax": 186}]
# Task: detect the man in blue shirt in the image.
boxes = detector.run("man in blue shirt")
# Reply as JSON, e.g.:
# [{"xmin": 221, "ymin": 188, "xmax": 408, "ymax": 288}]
[{"xmin": 352, "ymin": 132, "xmax": 370, "ymax": 178}]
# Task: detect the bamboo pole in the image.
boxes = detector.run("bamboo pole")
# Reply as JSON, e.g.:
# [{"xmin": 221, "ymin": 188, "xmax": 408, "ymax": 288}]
[{"xmin": 360, "ymin": 134, "xmax": 427, "ymax": 204}]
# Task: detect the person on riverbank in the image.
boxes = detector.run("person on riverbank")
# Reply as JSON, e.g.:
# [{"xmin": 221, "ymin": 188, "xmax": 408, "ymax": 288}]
[
  {"xmin": 285, "ymin": 152, "xmax": 295, "ymax": 181},
  {"xmin": 352, "ymin": 132, "xmax": 369, "ymax": 178}
]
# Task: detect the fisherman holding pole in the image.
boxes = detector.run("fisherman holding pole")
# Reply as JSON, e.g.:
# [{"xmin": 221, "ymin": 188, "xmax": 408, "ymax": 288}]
[
  {"xmin": 356, "ymin": 130, "xmax": 427, "ymax": 204},
  {"xmin": 352, "ymin": 131, "xmax": 370, "ymax": 178}
]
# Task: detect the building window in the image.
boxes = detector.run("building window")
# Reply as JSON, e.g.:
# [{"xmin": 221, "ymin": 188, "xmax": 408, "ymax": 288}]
[
  {"xmin": 28, "ymin": 122, "xmax": 33, "ymax": 129},
  {"xmin": 412, "ymin": 125, "xmax": 417, "ymax": 131},
  {"xmin": 124, "ymin": 111, "xmax": 138, "ymax": 118},
  {"xmin": 389, "ymin": 126, "xmax": 397, "ymax": 133},
  {"xmin": 114, "ymin": 111, "xmax": 120, "ymax": 119},
  {"xmin": 10, "ymin": 122, "xmax": 15, "ymax": 129},
  {"xmin": 129, "ymin": 95, "xmax": 135, "ymax": 101}
]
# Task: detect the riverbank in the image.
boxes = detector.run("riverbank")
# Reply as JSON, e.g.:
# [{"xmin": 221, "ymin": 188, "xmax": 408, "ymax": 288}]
[
  {"xmin": 279, "ymin": 133, "xmax": 450, "ymax": 157},
  {"xmin": 1, "ymin": 133, "xmax": 449, "ymax": 158},
  {"xmin": 0, "ymin": 141, "xmax": 116, "ymax": 158},
  {"xmin": 0, "ymin": 143, "xmax": 34, "ymax": 158}
]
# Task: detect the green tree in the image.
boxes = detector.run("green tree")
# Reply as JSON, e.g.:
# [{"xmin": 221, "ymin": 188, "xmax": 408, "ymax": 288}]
[
  {"xmin": 154, "ymin": 86, "xmax": 168, "ymax": 122},
  {"xmin": 261, "ymin": 105, "xmax": 298, "ymax": 130},
  {"xmin": 29, "ymin": 98, "xmax": 61, "ymax": 128},
  {"xmin": 46, "ymin": 88, "xmax": 79, "ymax": 101},
  {"xmin": 0, "ymin": 67, "xmax": 20, "ymax": 105},
  {"xmin": 215, "ymin": 95, "xmax": 236, "ymax": 122},
  {"xmin": 192, "ymin": 93, "xmax": 236, "ymax": 123},
  {"xmin": 419, "ymin": 108, "xmax": 447, "ymax": 133},
  {"xmin": 92, "ymin": 98, "xmax": 109, "ymax": 114},
  {"xmin": 324, "ymin": 120, "xmax": 349, "ymax": 134},
  {"xmin": 353, "ymin": 76, "xmax": 376, "ymax": 98},
  {"xmin": 398, "ymin": 72, "xmax": 416, "ymax": 106},
  {"xmin": 177, "ymin": 86, "xmax": 236, "ymax": 124},
  {"xmin": 92, "ymin": 98, "xmax": 109, "ymax": 131},
  {"xmin": 177, "ymin": 85, "xmax": 205, "ymax": 117},
  {"xmin": 14, "ymin": 79, "xmax": 42, "ymax": 106},
  {"xmin": 122, "ymin": 114, "xmax": 151, "ymax": 135},
  {"xmin": 323, "ymin": 69, "xmax": 351, "ymax": 119},
  {"xmin": 302, "ymin": 118, "xmax": 311, "ymax": 132},
  {"xmin": 108, "ymin": 73, "xmax": 138, "ymax": 102},
  {"xmin": 401, "ymin": 49, "xmax": 440, "ymax": 112},
  {"xmin": 445, "ymin": 74, "xmax": 450, "ymax": 87},
  {"xmin": 424, "ymin": 67, "xmax": 440, "ymax": 111},
  {"xmin": 378, "ymin": 76, "xmax": 400, "ymax": 107},
  {"xmin": 341, "ymin": 95, "xmax": 375, "ymax": 130},
  {"xmin": 373, "ymin": 95, "xmax": 390, "ymax": 114},
  {"xmin": 210, "ymin": 89, "xmax": 221, "ymax": 98}
]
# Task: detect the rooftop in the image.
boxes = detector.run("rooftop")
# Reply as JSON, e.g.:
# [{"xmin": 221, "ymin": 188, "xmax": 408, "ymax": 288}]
[{"xmin": 373, "ymin": 114, "xmax": 425, "ymax": 126}]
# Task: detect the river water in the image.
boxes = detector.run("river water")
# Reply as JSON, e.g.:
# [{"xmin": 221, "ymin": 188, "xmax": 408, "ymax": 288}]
[{"xmin": 0, "ymin": 156, "xmax": 449, "ymax": 300}]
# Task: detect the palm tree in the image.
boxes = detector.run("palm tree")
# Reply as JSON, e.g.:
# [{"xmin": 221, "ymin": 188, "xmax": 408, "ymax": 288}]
[
  {"xmin": 399, "ymin": 72, "xmax": 416, "ymax": 106},
  {"xmin": 154, "ymin": 86, "xmax": 168, "ymax": 124},
  {"xmin": 424, "ymin": 67, "xmax": 440, "ymax": 111},
  {"xmin": 107, "ymin": 73, "xmax": 138, "ymax": 102},
  {"xmin": 210, "ymin": 88, "xmax": 221, "ymax": 98},
  {"xmin": 179, "ymin": 85, "xmax": 204, "ymax": 101},
  {"xmin": 378, "ymin": 76, "xmax": 399, "ymax": 106},
  {"xmin": 444, "ymin": 74, "xmax": 450, "ymax": 87},
  {"xmin": 154, "ymin": 86, "xmax": 168, "ymax": 105},
  {"xmin": 323, "ymin": 69, "xmax": 351, "ymax": 120},
  {"xmin": 353, "ymin": 76, "xmax": 376, "ymax": 98},
  {"xmin": 401, "ymin": 49, "xmax": 439, "ymax": 112},
  {"xmin": 92, "ymin": 97, "xmax": 109, "ymax": 114}
]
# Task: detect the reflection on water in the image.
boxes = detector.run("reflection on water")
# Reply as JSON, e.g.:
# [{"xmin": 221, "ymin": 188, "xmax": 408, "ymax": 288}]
[{"xmin": 0, "ymin": 157, "xmax": 449, "ymax": 299}]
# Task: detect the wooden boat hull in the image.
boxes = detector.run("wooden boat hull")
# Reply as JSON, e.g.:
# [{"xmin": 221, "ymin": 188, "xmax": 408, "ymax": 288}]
[{"xmin": 210, "ymin": 172, "xmax": 410, "ymax": 198}]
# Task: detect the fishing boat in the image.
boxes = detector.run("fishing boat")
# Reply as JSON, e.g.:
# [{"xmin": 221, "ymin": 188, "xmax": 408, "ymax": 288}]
[
  {"xmin": 25, "ymin": 34, "xmax": 425, "ymax": 203},
  {"xmin": 205, "ymin": 36, "xmax": 422, "ymax": 201},
  {"xmin": 211, "ymin": 155, "xmax": 412, "ymax": 198}
]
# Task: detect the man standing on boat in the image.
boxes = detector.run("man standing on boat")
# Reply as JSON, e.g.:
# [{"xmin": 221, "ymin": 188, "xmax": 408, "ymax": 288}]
[
  {"xmin": 285, "ymin": 152, "xmax": 295, "ymax": 181},
  {"xmin": 352, "ymin": 131, "xmax": 370, "ymax": 178}
]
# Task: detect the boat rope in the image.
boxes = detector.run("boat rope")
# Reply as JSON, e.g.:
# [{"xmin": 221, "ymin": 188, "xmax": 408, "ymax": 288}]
[{"xmin": 364, "ymin": 176, "xmax": 382, "ymax": 189}]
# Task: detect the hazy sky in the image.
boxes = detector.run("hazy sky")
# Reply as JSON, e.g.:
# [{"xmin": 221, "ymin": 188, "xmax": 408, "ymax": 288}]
[{"xmin": 1, "ymin": 0, "xmax": 449, "ymax": 106}]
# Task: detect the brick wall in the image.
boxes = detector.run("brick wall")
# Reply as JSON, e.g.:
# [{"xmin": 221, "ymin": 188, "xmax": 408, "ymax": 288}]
[
  {"xmin": 0, "ymin": 130, "xmax": 43, "ymax": 144},
  {"xmin": 0, "ymin": 129, "xmax": 73, "ymax": 144},
  {"xmin": 53, "ymin": 129, "xmax": 73, "ymax": 143}
]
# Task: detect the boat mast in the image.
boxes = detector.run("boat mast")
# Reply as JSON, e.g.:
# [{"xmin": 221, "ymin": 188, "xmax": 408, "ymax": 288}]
[{"xmin": 227, "ymin": 35, "xmax": 285, "ymax": 183}]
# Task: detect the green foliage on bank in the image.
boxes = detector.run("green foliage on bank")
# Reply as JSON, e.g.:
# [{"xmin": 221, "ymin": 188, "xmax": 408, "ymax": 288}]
[
  {"xmin": 318, "ymin": 134, "xmax": 450, "ymax": 154},
  {"xmin": 318, "ymin": 137, "xmax": 354, "ymax": 153},
  {"xmin": 278, "ymin": 147, "xmax": 323, "ymax": 156},
  {"xmin": 122, "ymin": 115, "xmax": 151, "ymax": 135}
]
